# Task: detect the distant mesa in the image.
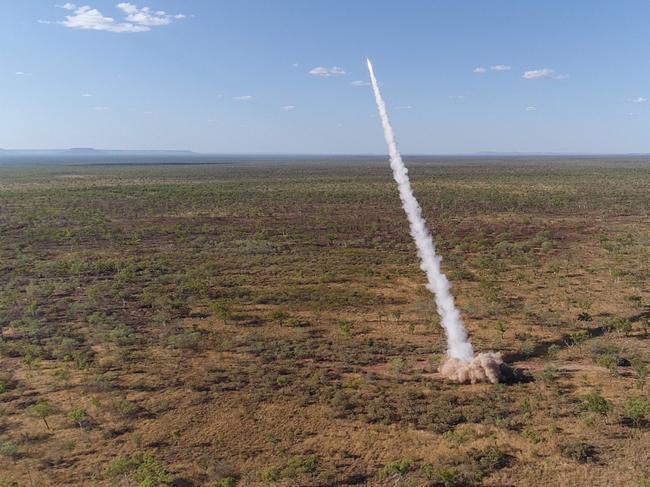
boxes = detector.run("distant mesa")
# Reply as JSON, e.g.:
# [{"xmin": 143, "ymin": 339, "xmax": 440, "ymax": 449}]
[{"xmin": 68, "ymin": 148, "xmax": 101, "ymax": 153}]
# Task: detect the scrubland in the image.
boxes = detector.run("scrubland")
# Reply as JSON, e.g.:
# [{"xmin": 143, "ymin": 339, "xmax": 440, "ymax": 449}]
[{"xmin": 0, "ymin": 158, "xmax": 648, "ymax": 486}]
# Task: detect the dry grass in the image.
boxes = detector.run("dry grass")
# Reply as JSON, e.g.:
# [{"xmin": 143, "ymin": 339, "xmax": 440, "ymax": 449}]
[{"xmin": 0, "ymin": 158, "xmax": 648, "ymax": 486}]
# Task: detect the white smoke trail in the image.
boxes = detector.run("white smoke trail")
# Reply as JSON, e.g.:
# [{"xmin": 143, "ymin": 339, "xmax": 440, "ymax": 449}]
[{"xmin": 366, "ymin": 58, "xmax": 474, "ymax": 361}]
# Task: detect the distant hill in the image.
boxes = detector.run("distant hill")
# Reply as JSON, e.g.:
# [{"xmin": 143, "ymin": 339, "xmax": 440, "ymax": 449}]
[
  {"xmin": 471, "ymin": 151, "xmax": 650, "ymax": 156},
  {"xmin": 0, "ymin": 148, "xmax": 195, "ymax": 156}
]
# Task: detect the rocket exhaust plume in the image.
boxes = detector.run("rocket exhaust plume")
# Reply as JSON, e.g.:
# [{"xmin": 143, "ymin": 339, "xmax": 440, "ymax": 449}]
[{"xmin": 366, "ymin": 58, "xmax": 502, "ymax": 384}]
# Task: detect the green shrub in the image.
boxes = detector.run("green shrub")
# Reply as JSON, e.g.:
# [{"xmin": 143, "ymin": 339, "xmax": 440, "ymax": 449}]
[
  {"xmin": 0, "ymin": 477, "xmax": 19, "ymax": 487},
  {"xmin": 537, "ymin": 365, "xmax": 558, "ymax": 384},
  {"xmin": 0, "ymin": 375, "xmax": 10, "ymax": 394},
  {"xmin": 216, "ymin": 477, "xmax": 237, "ymax": 487},
  {"xmin": 87, "ymin": 311, "xmax": 111, "ymax": 327},
  {"xmin": 259, "ymin": 455, "xmax": 320, "ymax": 481},
  {"xmin": 623, "ymin": 396, "xmax": 650, "ymax": 427},
  {"xmin": 422, "ymin": 466, "xmax": 462, "ymax": 487},
  {"xmin": 565, "ymin": 330, "xmax": 589, "ymax": 347},
  {"xmin": 422, "ymin": 446, "xmax": 508, "ymax": 484},
  {"xmin": 443, "ymin": 426, "xmax": 473, "ymax": 448},
  {"xmin": 338, "ymin": 320, "xmax": 354, "ymax": 336},
  {"xmin": 102, "ymin": 324, "xmax": 137, "ymax": 346},
  {"xmin": 68, "ymin": 408, "xmax": 88, "ymax": 428},
  {"xmin": 269, "ymin": 310, "xmax": 289, "ymax": 322},
  {"xmin": 380, "ymin": 459, "xmax": 412, "ymax": 478},
  {"xmin": 71, "ymin": 350, "xmax": 94, "ymax": 370},
  {"xmin": 284, "ymin": 455, "xmax": 319, "ymax": 475},
  {"xmin": 389, "ymin": 356, "xmax": 406, "ymax": 373},
  {"xmin": 211, "ymin": 300, "xmax": 231, "ymax": 324},
  {"xmin": 470, "ymin": 445, "xmax": 508, "ymax": 473},
  {"xmin": 0, "ymin": 442, "xmax": 20, "ymax": 460},
  {"xmin": 605, "ymin": 316, "xmax": 632, "ymax": 335},
  {"xmin": 167, "ymin": 331, "xmax": 201, "ymax": 350},
  {"xmin": 582, "ymin": 392, "xmax": 613, "ymax": 415},
  {"xmin": 631, "ymin": 359, "xmax": 648, "ymax": 389},
  {"xmin": 285, "ymin": 318, "xmax": 310, "ymax": 327},
  {"xmin": 394, "ymin": 481, "xmax": 418, "ymax": 487},
  {"xmin": 105, "ymin": 451, "xmax": 173, "ymax": 486},
  {"xmin": 495, "ymin": 321, "xmax": 506, "ymax": 335},
  {"xmin": 597, "ymin": 353, "xmax": 620, "ymax": 376},
  {"xmin": 522, "ymin": 428, "xmax": 543, "ymax": 443},
  {"xmin": 547, "ymin": 344, "xmax": 562, "ymax": 355},
  {"xmin": 259, "ymin": 467, "xmax": 281, "ymax": 482},
  {"xmin": 107, "ymin": 398, "xmax": 139, "ymax": 419},
  {"xmin": 560, "ymin": 442, "xmax": 596, "ymax": 463}
]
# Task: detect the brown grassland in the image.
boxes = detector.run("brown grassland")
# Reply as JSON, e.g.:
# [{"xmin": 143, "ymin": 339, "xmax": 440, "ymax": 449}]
[{"xmin": 0, "ymin": 158, "xmax": 649, "ymax": 486}]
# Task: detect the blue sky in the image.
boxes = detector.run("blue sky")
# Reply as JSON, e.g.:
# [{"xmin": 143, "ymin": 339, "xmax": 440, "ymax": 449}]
[{"xmin": 2, "ymin": 1, "xmax": 650, "ymax": 154}]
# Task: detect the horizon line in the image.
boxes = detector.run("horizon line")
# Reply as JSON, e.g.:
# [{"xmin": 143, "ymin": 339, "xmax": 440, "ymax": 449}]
[{"xmin": 3, "ymin": 148, "xmax": 650, "ymax": 157}]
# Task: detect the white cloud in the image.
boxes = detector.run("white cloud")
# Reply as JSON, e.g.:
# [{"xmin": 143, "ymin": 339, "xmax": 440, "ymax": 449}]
[
  {"xmin": 233, "ymin": 95, "xmax": 253, "ymax": 101},
  {"xmin": 292, "ymin": 62, "xmax": 299, "ymax": 68},
  {"xmin": 525, "ymin": 106, "xmax": 537, "ymax": 111},
  {"xmin": 55, "ymin": 3, "xmax": 185, "ymax": 33},
  {"xmin": 491, "ymin": 64, "xmax": 511, "ymax": 71},
  {"xmin": 280, "ymin": 105, "xmax": 296, "ymax": 111},
  {"xmin": 628, "ymin": 96, "xmax": 647, "ymax": 104},
  {"xmin": 81, "ymin": 93, "xmax": 92, "ymax": 97},
  {"xmin": 116, "ymin": 3, "xmax": 176, "ymax": 27},
  {"xmin": 61, "ymin": 6, "xmax": 148, "ymax": 32},
  {"xmin": 309, "ymin": 67, "xmax": 328, "ymax": 76},
  {"xmin": 522, "ymin": 68, "xmax": 569, "ymax": 80},
  {"xmin": 15, "ymin": 71, "xmax": 30, "ymax": 76},
  {"xmin": 473, "ymin": 67, "xmax": 486, "ymax": 74},
  {"xmin": 522, "ymin": 68, "xmax": 555, "ymax": 79},
  {"xmin": 351, "ymin": 80, "xmax": 370, "ymax": 86},
  {"xmin": 309, "ymin": 66, "xmax": 345, "ymax": 77}
]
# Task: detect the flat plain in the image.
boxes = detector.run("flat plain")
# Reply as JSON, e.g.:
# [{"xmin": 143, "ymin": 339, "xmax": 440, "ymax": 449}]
[{"xmin": 0, "ymin": 157, "xmax": 649, "ymax": 486}]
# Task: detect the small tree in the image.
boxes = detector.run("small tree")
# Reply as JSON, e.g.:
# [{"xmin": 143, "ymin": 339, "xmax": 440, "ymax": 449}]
[
  {"xmin": 495, "ymin": 322, "xmax": 506, "ymax": 345},
  {"xmin": 211, "ymin": 300, "xmax": 231, "ymax": 325},
  {"xmin": 631, "ymin": 359, "xmax": 648, "ymax": 390},
  {"xmin": 391, "ymin": 310, "xmax": 402, "ymax": 326},
  {"xmin": 28, "ymin": 401, "xmax": 55, "ymax": 430},
  {"xmin": 68, "ymin": 408, "xmax": 88, "ymax": 429},
  {"xmin": 338, "ymin": 320, "xmax": 354, "ymax": 336},
  {"xmin": 642, "ymin": 318, "xmax": 650, "ymax": 337},
  {"xmin": 623, "ymin": 396, "xmax": 650, "ymax": 428}
]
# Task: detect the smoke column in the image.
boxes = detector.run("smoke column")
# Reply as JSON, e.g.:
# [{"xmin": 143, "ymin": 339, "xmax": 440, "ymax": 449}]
[{"xmin": 366, "ymin": 58, "xmax": 474, "ymax": 361}]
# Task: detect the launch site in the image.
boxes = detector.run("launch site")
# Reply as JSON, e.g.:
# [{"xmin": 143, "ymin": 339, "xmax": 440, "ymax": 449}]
[{"xmin": 2, "ymin": 2, "xmax": 649, "ymax": 486}]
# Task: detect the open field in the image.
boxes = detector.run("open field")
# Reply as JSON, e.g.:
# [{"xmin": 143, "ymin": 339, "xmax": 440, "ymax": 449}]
[{"xmin": 0, "ymin": 158, "xmax": 649, "ymax": 486}]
